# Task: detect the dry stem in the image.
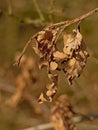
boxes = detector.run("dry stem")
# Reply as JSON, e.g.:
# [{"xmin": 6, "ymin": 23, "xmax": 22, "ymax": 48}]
[
  {"xmin": 52, "ymin": 8, "xmax": 98, "ymax": 27},
  {"xmin": 14, "ymin": 38, "xmax": 33, "ymax": 66}
]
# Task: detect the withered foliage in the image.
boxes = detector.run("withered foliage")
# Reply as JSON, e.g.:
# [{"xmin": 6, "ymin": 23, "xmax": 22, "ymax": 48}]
[
  {"xmin": 38, "ymin": 74, "xmax": 58, "ymax": 103},
  {"xmin": 32, "ymin": 26, "xmax": 60, "ymax": 70},
  {"xmin": 32, "ymin": 26, "xmax": 60, "ymax": 103},
  {"xmin": 51, "ymin": 95, "xmax": 77, "ymax": 130},
  {"xmin": 32, "ymin": 26, "xmax": 89, "ymax": 103}
]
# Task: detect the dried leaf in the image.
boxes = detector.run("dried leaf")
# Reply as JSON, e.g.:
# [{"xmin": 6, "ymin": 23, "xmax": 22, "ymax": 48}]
[
  {"xmin": 62, "ymin": 28, "xmax": 89, "ymax": 85},
  {"xmin": 50, "ymin": 61, "xmax": 58, "ymax": 71},
  {"xmin": 38, "ymin": 85, "xmax": 57, "ymax": 103},
  {"xmin": 63, "ymin": 29, "xmax": 83, "ymax": 57},
  {"xmin": 38, "ymin": 74, "xmax": 58, "ymax": 103},
  {"xmin": 38, "ymin": 60, "xmax": 48, "ymax": 69},
  {"xmin": 38, "ymin": 93, "xmax": 48, "ymax": 104},
  {"xmin": 53, "ymin": 51, "xmax": 68, "ymax": 60},
  {"xmin": 33, "ymin": 27, "xmax": 60, "ymax": 59}
]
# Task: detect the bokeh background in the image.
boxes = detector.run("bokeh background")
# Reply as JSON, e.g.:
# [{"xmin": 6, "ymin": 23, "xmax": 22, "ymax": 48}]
[{"xmin": 0, "ymin": 0, "xmax": 98, "ymax": 130}]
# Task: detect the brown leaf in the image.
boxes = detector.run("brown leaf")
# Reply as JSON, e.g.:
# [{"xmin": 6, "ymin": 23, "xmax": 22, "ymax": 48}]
[
  {"xmin": 62, "ymin": 28, "xmax": 89, "ymax": 85},
  {"xmin": 38, "ymin": 74, "xmax": 58, "ymax": 103},
  {"xmin": 38, "ymin": 93, "xmax": 48, "ymax": 104},
  {"xmin": 33, "ymin": 27, "xmax": 60, "ymax": 59},
  {"xmin": 63, "ymin": 29, "xmax": 83, "ymax": 57},
  {"xmin": 38, "ymin": 84, "xmax": 57, "ymax": 103},
  {"xmin": 53, "ymin": 51, "xmax": 68, "ymax": 60},
  {"xmin": 50, "ymin": 61, "xmax": 58, "ymax": 71}
]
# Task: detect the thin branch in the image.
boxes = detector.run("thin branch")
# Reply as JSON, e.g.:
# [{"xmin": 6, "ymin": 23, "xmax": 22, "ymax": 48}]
[
  {"xmin": 48, "ymin": 0, "xmax": 55, "ymax": 22},
  {"xmin": 0, "ymin": 9, "xmax": 44, "ymax": 26},
  {"xmin": 33, "ymin": 0, "xmax": 45, "ymax": 22},
  {"xmin": 6, "ymin": 0, "xmax": 13, "ymax": 15},
  {"xmin": 49, "ymin": 8, "xmax": 98, "ymax": 48},
  {"xmin": 13, "ymin": 37, "xmax": 33, "ymax": 66},
  {"xmin": 51, "ymin": 8, "xmax": 98, "ymax": 27}
]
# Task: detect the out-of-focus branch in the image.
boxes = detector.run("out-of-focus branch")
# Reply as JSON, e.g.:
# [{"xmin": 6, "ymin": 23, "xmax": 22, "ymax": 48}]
[
  {"xmin": 6, "ymin": 0, "xmax": 12, "ymax": 15},
  {"xmin": 23, "ymin": 123, "xmax": 53, "ymax": 130},
  {"xmin": 48, "ymin": 0, "xmax": 55, "ymax": 22},
  {"xmin": 32, "ymin": 0, "xmax": 45, "ymax": 22},
  {"xmin": 22, "ymin": 113, "xmax": 98, "ymax": 130},
  {"xmin": 0, "ymin": 9, "xmax": 44, "ymax": 26},
  {"xmin": 0, "ymin": 7, "xmax": 46, "ymax": 27}
]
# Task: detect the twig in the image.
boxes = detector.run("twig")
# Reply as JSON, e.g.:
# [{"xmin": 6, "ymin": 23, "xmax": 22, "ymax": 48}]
[
  {"xmin": 49, "ymin": 8, "xmax": 98, "ymax": 50},
  {"xmin": 6, "ymin": 0, "xmax": 12, "ymax": 15},
  {"xmin": 0, "ymin": 5, "xmax": 47, "ymax": 27},
  {"xmin": 33, "ymin": 0, "xmax": 45, "ymax": 22},
  {"xmin": 51, "ymin": 8, "xmax": 98, "ymax": 27},
  {"xmin": 13, "ymin": 37, "xmax": 33, "ymax": 66},
  {"xmin": 48, "ymin": 0, "xmax": 55, "ymax": 22}
]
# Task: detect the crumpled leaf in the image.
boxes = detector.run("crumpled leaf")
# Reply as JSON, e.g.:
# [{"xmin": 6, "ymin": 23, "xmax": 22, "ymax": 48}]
[
  {"xmin": 63, "ymin": 28, "xmax": 83, "ymax": 57},
  {"xmin": 32, "ymin": 27, "xmax": 60, "ymax": 103},
  {"xmin": 53, "ymin": 51, "xmax": 68, "ymax": 60},
  {"xmin": 32, "ymin": 27, "xmax": 60, "ymax": 71},
  {"xmin": 33, "ymin": 27, "xmax": 60, "ymax": 59},
  {"xmin": 38, "ymin": 93, "xmax": 48, "ymax": 104},
  {"xmin": 38, "ymin": 74, "xmax": 58, "ymax": 103},
  {"xmin": 62, "ymin": 28, "xmax": 89, "ymax": 85},
  {"xmin": 50, "ymin": 61, "xmax": 58, "ymax": 71},
  {"xmin": 38, "ymin": 85, "xmax": 57, "ymax": 103}
]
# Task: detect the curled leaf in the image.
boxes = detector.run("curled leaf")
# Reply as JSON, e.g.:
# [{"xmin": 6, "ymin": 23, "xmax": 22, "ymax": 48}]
[
  {"xmin": 33, "ymin": 27, "xmax": 60, "ymax": 59},
  {"xmin": 62, "ymin": 28, "xmax": 89, "ymax": 85},
  {"xmin": 63, "ymin": 29, "xmax": 83, "ymax": 57},
  {"xmin": 38, "ymin": 93, "xmax": 48, "ymax": 104},
  {"xmin": 53, "ymin": 51, "xmax": 68, "ymax": 60},
  {"xmin": 50, "ymin": 61, "xmax": 58, "ymax": 71},
  {"xmin": 38, "ymin": 74, "xmax": 58, "ymax": 103}
]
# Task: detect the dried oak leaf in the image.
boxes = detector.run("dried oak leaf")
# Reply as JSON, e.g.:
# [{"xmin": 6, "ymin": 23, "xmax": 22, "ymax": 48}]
[{"xmin": 62, "ymin": 28, "xmax": 89, "ymax": 85}]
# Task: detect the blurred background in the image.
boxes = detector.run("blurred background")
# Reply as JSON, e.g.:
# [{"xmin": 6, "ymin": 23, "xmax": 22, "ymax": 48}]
[{"xmin": 0, "ymin": 0, "xmax": 98, "ymax": 130}]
